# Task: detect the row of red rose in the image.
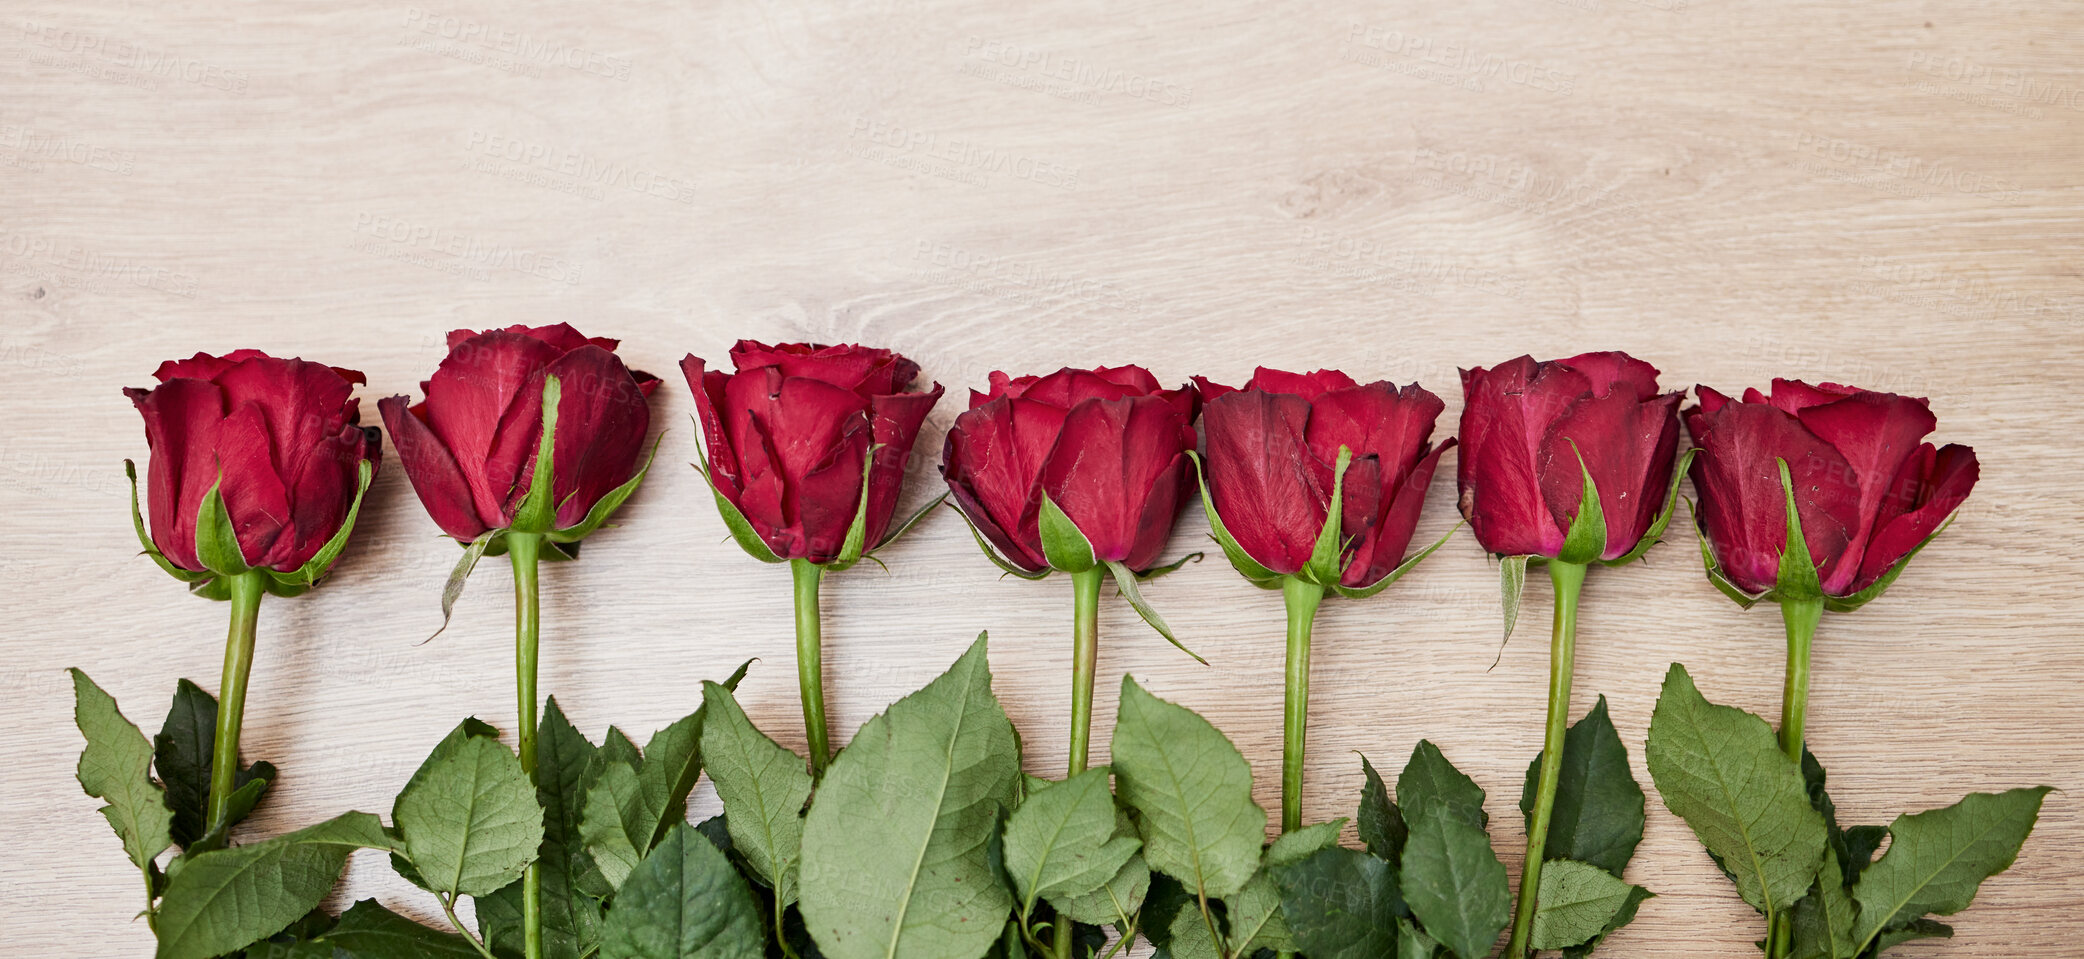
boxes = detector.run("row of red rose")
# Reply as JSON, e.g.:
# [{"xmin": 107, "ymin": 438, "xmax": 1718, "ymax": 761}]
[{"xmin": 122, "ymin": 325, "xmax": 1975, "ymax": 959}]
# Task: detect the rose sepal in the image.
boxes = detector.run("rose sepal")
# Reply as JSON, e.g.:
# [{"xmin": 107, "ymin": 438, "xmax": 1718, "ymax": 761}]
[
  {"xmin": 1332, "ymin": 521, "xmax": 1460, "ymax": 600},
  {"xmin": 1297, "ymin": 446, "xmax": 1355, "ymax": 588},
  {"xmin": 1551, "ymin": 441, "xmax": 1608, "ymax": 567},
  {"xmin": 943, "ymin": 500, "xmax": 1050, "ymax": 580},
  {"xmin": 124, "ymin": 459, "xmax": 211, "ymax": 586},
  {"xmin": 546, "ymin": 434, "xmax": 659, "ymax": 547},
  {"xmin": 1037, "ymin": 492, "xmax": 1098, "ymax": 573},
  {"xmin": 263, "ymin": 458, "xmax": 376, "ymax": 596}
]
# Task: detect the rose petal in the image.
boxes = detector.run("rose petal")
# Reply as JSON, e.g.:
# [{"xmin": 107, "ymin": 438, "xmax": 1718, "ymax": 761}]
[
  {"xmin": 1793, "ymin": 390, "xmax": 1935, "ymax": 591},
  {"xmin": 1203, "ymin": 389, "xmax": 1322, "ymax": 575},
  {"xmin": 379, "ymin": 395, "xmax": 486, "ymax": 541}
]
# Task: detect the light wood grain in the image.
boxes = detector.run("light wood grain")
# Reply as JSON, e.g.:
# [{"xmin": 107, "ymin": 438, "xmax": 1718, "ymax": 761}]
[{"xmin": 3, "ymin": 0, "xmax": 2080, "ymax": 955}]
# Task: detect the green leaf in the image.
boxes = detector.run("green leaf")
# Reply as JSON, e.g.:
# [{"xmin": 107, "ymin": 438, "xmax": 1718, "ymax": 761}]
[
  {"xmin": 1553, "ymin": 443, "xmax": 1607, "ymax": 565},
  {"xmin": 125, "ymin": 459, "xmax": 209, "ymax": 583},
  {"xmin": 1603, "ymin": 447, "xmax": 1697, "ymax": 566},
  {"xmin": 581, "ymin": 759, "xmax": 648, "ymax": 894},
  {"xmin": 1302, "ymin": 446, "xmax": 1354, "ymax": 586},
  {"xmin": 943, "ymin": 499, "xmax": 1050, "ymax": 580},
  {"xmin": 1398, "ymin": 741, "xmax": 1509, "ymax": 959},
  {"xmin": 1273, "ymin": 846, "xmax": 1403, "ymax": 959},
  {"xmin": 70, "ymin": 668, "xmax": 173, "ymax": 872},
  {"xmin": 1003, "ymin": 766, "xmax": 1140, "ymax": 916},
  {"xmin": 304, "ymin": 899, "xmax": 483, "ymax": 958},
  {"xmin": 394, "ymin": 730, "xmax": 544, "ymax": 898},
  {"xmin": 1110, "ymin": 675, "xmax": 1266, "ymax": 899},
  {"xmin": 638, "ymin": 705, "xmax": 711, "ymax": 849},
  {"xmin": 191, "ymin": 775, "xmax": 271, "ymax": 856},
  {"xmin": 1104, "ymin": 560, "xmax": 1207, "ymax": 664},
  {"xmin": 1164, "ymin": 899, "xmax": 1224, "ymax": 959},
  {"xmin": 1332, "ymin": 521, "xmax": 1461, "ymax": 600},
  {"xmin": 700, "ymin": 680, "xmax": 812, "ymax": 906},
  {"xmin": 1518, "ymin": 696, "xmax": 1645, "ymax": 875},
  {"xmin": 434, "ymin": 529, "xmax": 499, "ymax": 640},
  {"xmin": 1644, "ymin": 663, "xmax": 1826, "ymax": 918},
  {"xmin": 387, "ymin": 718, "xmax": 498, "ymax": 891},
  {"xmin": 798, "ymin": 635, "xmax": 1020, "ymax": 959},
  {"xmin": 1226, "ymin": 820, "xmax": 1343, "ymax": 954},
  {"xmin": 1498, "ymin": 554, "xmax": 1529, "ymax": 643},
  {"xmin": 599, "ymin": 822, "xmax": 767, "ymax": 959},
  {"xmin": 153, "ymin": 811, "xmax": 399, "ymax": 959},
  {"xmin": 549, "ymin": 433, "xmax": 660, "ymax": 544},
  {"xmin": 1189, "ymin": 451, "xmax": 1281, "ymax": 588},
  {"xmin": 481, "ymin": 698, "xmax": 602, "ymax": 959},
  {"xmin": 1398, "ymin": 919, "xmax": 1439, "ymax": 959},
  {"xmin": 1039, "ymin": 492, "xmax": 1098, "ymax": 572},
  {"xmin": 1790, "ymin": 851, "xmax": 1858, "ymax": 959},
  {"xmin": 1357, "ymin": 753, "xmax": 1408, "ymax": 863},
  {"xmin": 1871, "ymin": 919, "xmax": 1953, "ymax": 952},
  {"xmin": 1850, "ymin": 787, "xmax": 2049, "ymax": 952},
  {"xmin": 1561, "ymin": 883, "xmax": 1653, "ymax": 959},
  {"xmin": 1528, "ymin": 859, "xmax": 1636, "ymax": 951},
  {"xmin": 1046, "ymin": 810, "xmax": 1151, "ymax": 927},
  {"xmin": 692, "ymin": 431, "xmax": 785, "ymax": 564},
  {"xmin": 193, "ymin": 479, "xmax": 251, "ymax": 575},
  {"xmin": 156, "ymin": 678, "xmax": 274, "ymax": 850}
]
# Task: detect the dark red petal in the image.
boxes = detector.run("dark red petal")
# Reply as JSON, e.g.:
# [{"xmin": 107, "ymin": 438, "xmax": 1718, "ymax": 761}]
[
  {"xmin": 942, "ymin": 397, "xmax": 1057, "ymax": 567},
  {"xmin": 633, "ymin": 369, "xmax": 660, "ymax": 397},
  {"xmin": 213, "ymin": 357, "xmax": 357, "ymax": 476},
  {"xmin": 1190, "ymin": 376, "xmax": 1238, "ymax": 405},
  {"xmin": 763, "ymin": 376, "xmax": 873, "ymax": 489},
  {"xmin": 1306, "ymin": 382, "xmax": 1444, "ymax": 489},
  {"xmin": 1539, "ymin": 390, "xmax": 1682, "ymax": 560},
  {"xmin": 1008, "ymin": 367, "xmax": 1145, "ymax": 409},
  {"xmin": 1246, "ymin": 367, "xmax": 1359, "ymax": 401},
  {"xmin": 1202, "ymin": 390, "xmax": 1321, "ymax": 575},
  {"xmin": 379, "ymin": 396, "xmax": 486, "ymax": 541},
  {"xmin": 1794, "ymin": 391, "xmax": 1936, "ymax": 592},
  {"xmin": 942, "ymin": 416, "xmax": 1047, "ymax": 573},
  {"xmin": 1558, "ymin": 351, "xmax": 1660, "ymax": 399},
  {"xmin": 154, "ymin": 349, "xmax": 272, "ymax": 383},
  {"xmin": 1852, "ymin": 444, "xmax": 1977, "ymax": 592},
  {"xmin": 1343, "ymin": 439, "xmax": 1454, "ymax": 587},
  {"xmin": 536, "ymin": 346, "xmax": 652, "ymax": 529},
  {"xmin": 1688, "ymin": 402, "xmax": 1858, "ymax": 593},
  {"xmin": 214, "ymin": 402, "xmax": 292, "ymax": 568},
  {"xmin": 791, "ymin": 419, "xmax": 873, "ymax": 563},
  {"xmin": 1695, "ymin": 384, "xmax": 1734, "ymax": 414},
  {"xmin": 732, "ymin": 407, "xmax": 795, "ymax": 554},
  {"xmin": 500, "ymin": 322, "xmax": 614, "ymax": 353},
  {"xmin": 1041, "ymin": 396, "xmax": 1189, "ymax": 564},
  {"xmin": 863, "ymin": 385, "xmax": 945, "ymax": 550},
  {"xmin": 1766, "ymin": 378, "xmax": 1859, "ymax": 415},
  {"xmin": 681, "ymin": 356, "xmax": 743, "ymax": 498},
  {"xmin": 128, "ymin": 379, "xmax": 224, "ymax": 570},
  {"xmin": 1093, "ymin": 365, "xmax": 1162, "ymax": 395},
  {"xmin": 277, "ymin": 424, "xmax": 365, "ymax": 570},
  {"xmin": 424, "ymin": 330, "xmax": 563, "ymax": 524},
  {"xmin": 1456, "ymin": 357, "xmax": 1580, "ymax": 557},
  {"xmin": 1123, "ymin": 452, "xmax": 1189, "ymax": 571}
]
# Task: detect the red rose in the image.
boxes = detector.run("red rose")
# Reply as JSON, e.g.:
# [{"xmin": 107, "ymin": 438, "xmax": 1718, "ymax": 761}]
[
  {"xmin": 1193, "ymin": 368, "xmax": 1454, "ymax": 592},
  {"xmin": 684, "ymin": 341, "xmax": 944, "ymax": 566},
  {"xmin": 124, "ymin": 350, "xmax": 380, "ymax": 589},
  {"xmin": 379, "ymin": 323, "xmax": 659, "ymax": 544},
  {"xmin": 1686, "ymin": 379, "xmax": 1977, "ymax": 603},
  {"xmin": 1457, "ymin": 352, "xmax": 1684, "ymax": 563},
  {"xmin": 942, "ymin": 366, "xmax": 1199, "ymax": 574}
]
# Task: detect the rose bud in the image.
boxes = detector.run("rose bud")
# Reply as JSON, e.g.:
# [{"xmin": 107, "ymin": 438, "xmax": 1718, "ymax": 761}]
[
  {"xmin": 124, "ymin": 350, "xmax": 381, "ymax": 597},
  {"xmin": 1192, "ymin": 368, "xmax": 1456, "ymax": 596},
  {"xmin": 941, "ymin": 365, "xmax": 1202, "ymax": 650},
  {"xmin": 1686, "ymin": 378, "xmax": 1978, "ymax": 609},
  {"xmin": 1458, "ymin": 352, "xmax": 1688, "ymax": 566},
  {"xmin": 379, "ymin": 323, "xmax": 660, "ymax": 554},
  {"xmin": 684, "ymin": 341, "xmax": 945, "ymax": 569}
]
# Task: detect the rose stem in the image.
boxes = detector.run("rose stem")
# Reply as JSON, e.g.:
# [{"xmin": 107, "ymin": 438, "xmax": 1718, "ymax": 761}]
[
  {"xmin": 1056, "ymin": 565, "xmax": 1106, "ymax": 959},
  {"xmin": 206, "ymin": 569, "xmax": 266, "ymax": 832},
  {"xmin": 1505, "ymin": 559, "xmax": 1586, "ymax": 959},
  {"xmin": 792, "ymin": 558, "xmax": 832, "ymax": 778},
  {"xmin": 1280, "ymin": 576, "xmax": 1326, "ymax": 834},
  {"xmin": 1765, "ymin": 596, "xmax": 1825, "ymax": 959},
  {"xmin": 508, "ymin": 530, "xmax": 545, "ymax": 959}
]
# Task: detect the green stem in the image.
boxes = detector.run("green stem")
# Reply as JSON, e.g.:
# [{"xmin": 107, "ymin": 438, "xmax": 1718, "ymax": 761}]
[
  {"xmin": 1057, "ymin": 565, "xmax": 1106, "ymax": 959},
  {"xmin": 508, "ymin": 532, "xmax": 545, "ymax": 959},
  {"xmin": 793, "ymin": 559, "xmax": 832, "ymax": 778},
  {"xmin": 206, "ymin": 570, "xmax": 266, "ymax": 833},
  {"xmin": 1767, "ymin": 597, "xmax": 1823, "ymax": 959},
  {"xmin": 1280, "ymin": 577, "xmax": 1326, "ymax": 834},
  {"xmin": 440, "ymin": 893, "xmax": 502, "ymax": 959},
  {"xmin": 1505, "ymin": 560, "xmax": 1586, "ymax": 959}
]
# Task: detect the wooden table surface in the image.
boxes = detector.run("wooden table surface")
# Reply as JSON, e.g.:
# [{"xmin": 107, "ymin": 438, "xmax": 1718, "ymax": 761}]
[{"xmin": 4, "ymin": 0, "xmax": 2080, "ymax": 955}]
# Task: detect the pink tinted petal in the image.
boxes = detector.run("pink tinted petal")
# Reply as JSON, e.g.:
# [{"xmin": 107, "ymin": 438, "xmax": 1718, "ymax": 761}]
[
  {"xmin": 1344, "ymin": 439, "xmax": 1453, "ymax": 587},
  {"xmin": 863, "ymin": 385, "xmax": 944, "ymax": 550},
  {"xmin": 539, "ymin": 347, "xmax": 652, "ymax": 528},
  {"xmin": 127, "ymin": 379, "xmax": 225, "ymax": 570},
  {"xmin": 425, "ymin": 330, "xmax": 562, "ymax": 522},
  {"xmin": 1559, "ymin": 351, "xmax": 1659, "ymax": 399},
  {"xmin": 1794, "ymin": 391, "xmax": 1936, "ymax": 591},
  {"xmin": 1852, "ymin": 444, "xmax": 1977, "ymax": 592},
  {"xmin": 1202, "ymin": 390, "xmax": 1322, "ymax": 575},
  {"xmin": 379, "ymin": 396, "xmax": 486, "ymax": 541},
  {"xmin": 1041, "ymin": 396, "xmax": 1187, "ymax": 564},
  {"xmin": 214, "ymin": 402, "xmax": 292, "ymax": 568}
]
